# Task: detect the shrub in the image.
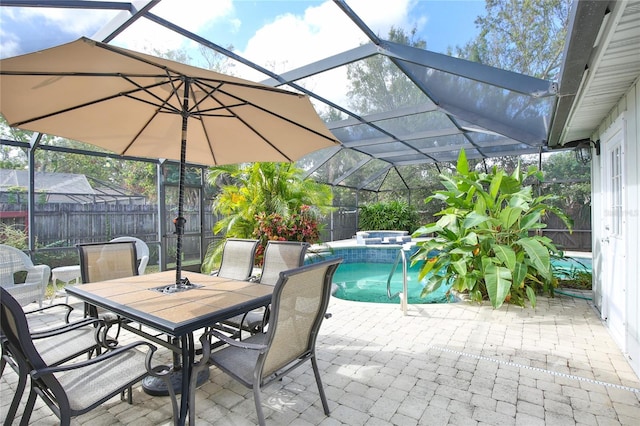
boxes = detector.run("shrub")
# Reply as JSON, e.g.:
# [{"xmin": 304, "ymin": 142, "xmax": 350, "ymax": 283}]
[
  {"xmin": 358, "ymin": 200, "xmax": 419, "ymax": 233},
  {"xmin": 411, "ymin": 149, "xmax": 573, "ymax": 309},
  {"xmin": 252, "ymin": 205, "xmax": 321, "ymax": 266}
]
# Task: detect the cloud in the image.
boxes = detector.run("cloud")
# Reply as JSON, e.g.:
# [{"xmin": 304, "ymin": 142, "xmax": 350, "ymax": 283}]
[
  {"xmin": 112, "ymin": 0, "xmax": 234, "ymax": 52},
  {"xmin": 236, "ymin": 0, "xmax": 418, "ymax": 111},
  {"xmin": 0, "ymin": 28, "xmax": 20, "ymax": 58}
]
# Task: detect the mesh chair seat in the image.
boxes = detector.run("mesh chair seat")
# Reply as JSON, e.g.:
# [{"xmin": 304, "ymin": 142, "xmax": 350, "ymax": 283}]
[
  {"xmin": 33, "ymin": 326, "xmax": 98, "ymax": 366},
  {"xmin": 56, "ymin": 347, "xmax": 150, "ymax": 412}
]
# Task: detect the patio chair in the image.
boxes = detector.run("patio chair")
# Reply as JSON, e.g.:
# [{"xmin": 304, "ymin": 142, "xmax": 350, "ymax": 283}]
[
  {"xmin": 77, "ymin": 241, "xmax": 139, "ymax": 341},
  {"xmin": 0, "ymin": 244, "xmax": 50, "ymax": 308},
  {"xmin": 78, "ymin": 241, "xmax": 139, "ymax": 283},
  {"xmin": 0, "ymin": 287, "xmax": 178, "ymax": 426},
  {"xmin": 0, "ymin": 288, "xmax": 106, "ymax": 424},
  {"xmin": 192, "ymin": 258, "xmax": 342, "ymax": 426},
  {"xmin": 211, "ymin": 238, "xmax": 259, "ymax": 281},
  {"xmin": 110, "ymin": 236, "xmax": 150, "ymax": 275},
  {"xmin": 217, "ymin": 241, "xmax": 309, "ymax": 336}
]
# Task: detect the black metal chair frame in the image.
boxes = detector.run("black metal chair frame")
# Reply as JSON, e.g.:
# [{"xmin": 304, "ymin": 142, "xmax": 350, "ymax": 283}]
[
  {"xmin": 193, "ymin": 258, "xmax": 342, "ymax": 426},
  {"xmin": 0, "ymin": 287, "xmax": 178, "ymax": 426}
]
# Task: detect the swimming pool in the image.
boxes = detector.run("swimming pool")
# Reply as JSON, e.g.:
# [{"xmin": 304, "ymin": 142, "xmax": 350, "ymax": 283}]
[
  {"xmin": 309, "ymin": 242, "xmax": 592, "ymax": 304},
  {"xmin": 552, "ymin": 255, "xmax": 592, "ymax": 278},
  {"xmin": 331, "ymin": 261, "xmax": 453, "ymax": 304}
]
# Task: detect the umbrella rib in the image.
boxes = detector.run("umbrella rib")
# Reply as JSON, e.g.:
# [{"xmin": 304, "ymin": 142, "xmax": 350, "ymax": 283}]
[
  {"xmin": 187, "ymin": 80, "xmax": 337, "ymax": 158},
  {"xmin": 120, "ymin": 73, "xmax": 183, "ymax": 114},
  {"xmin": 5, "ymin": 73, "xmax": 182, "ymax": 128},
  {"xmin": 217, "ymin": 85, "xmax": 337, "ymax": 142},
  {"xmin": 183, "ymin": 79, "xmax": 294, "ymax": 159}
]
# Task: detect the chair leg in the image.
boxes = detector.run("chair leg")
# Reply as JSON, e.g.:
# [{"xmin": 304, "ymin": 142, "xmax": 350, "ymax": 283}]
[
  {"xmin": 311, "ymin": 355, "xmax": 330, "ymax": 415},
  {"xmin": 4, "ymin": 367, "xmax": 27, "ymax": 426},
  {"xmin": 253, "ymin": 385, "xmax": 266, "ymax": 426},
  {"xmin": 18, "ymin": 388, "xmax": 37, "ymax": 426},
  {"xmin": 3, "ymin": 352, "xmax": 29, "ymax": 426}
]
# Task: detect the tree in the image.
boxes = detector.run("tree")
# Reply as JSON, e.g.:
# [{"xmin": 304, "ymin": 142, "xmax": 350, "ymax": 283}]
[
  {"xmin": 202, "ymin": 162, "xmax": 333, "ymax": 273},
  {"xmin": 452, "ymin": 0, "xmax": 571, "ymax": 80}
]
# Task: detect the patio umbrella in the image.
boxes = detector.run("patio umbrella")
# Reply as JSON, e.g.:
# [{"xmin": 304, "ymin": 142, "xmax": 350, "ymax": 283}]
[{"xmin": 0, "ymin": 37, "xmax": 340, "ymax": 287}]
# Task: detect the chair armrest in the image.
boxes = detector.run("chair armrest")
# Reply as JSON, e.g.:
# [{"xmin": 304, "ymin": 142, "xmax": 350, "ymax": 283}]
[
  {"xmin": 31, "ymin": 341, "xmax": 156, "ymax": 378},
  {"xmin": 31, "ymin": 317, "xmax": 103, "ymax": 339},
  {"xmin": 25, "ymin": 264, "xmax": 50, "ymax": 287},
  {"xmin": 198, "ymin": 328, "xmax": 266, "ymax": 361},
  {"xmin": 138, "ymin": 255, "xmax": 149, "ymax": 275},
  {"xmin": 25, "ymin": 303, "xmax": 75, "ymax": 324}
]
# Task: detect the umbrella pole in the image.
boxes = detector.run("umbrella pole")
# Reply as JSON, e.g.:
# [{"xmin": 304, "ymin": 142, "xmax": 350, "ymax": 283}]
[{"xmin": 174, "ymin": 78, "xmax": 190, "ymax": 287}]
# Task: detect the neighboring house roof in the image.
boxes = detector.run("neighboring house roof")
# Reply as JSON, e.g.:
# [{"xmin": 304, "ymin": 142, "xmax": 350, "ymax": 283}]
[
  {"xmin": 0, "ymin": 169, "xmax": 144, "ymax": 204},
  {"xmin": 548, "ymin": 0, "xmax": 640, "ymax": 147},
  {"xmin": 0, "ymin": 169, "xmax": 94, "ymax": 195}
]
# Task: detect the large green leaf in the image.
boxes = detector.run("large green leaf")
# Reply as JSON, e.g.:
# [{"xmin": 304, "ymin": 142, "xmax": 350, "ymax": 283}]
[
  {"xmin": 499, "ymin": 175, "xmax": 522, "ymax": 195},
  {"xmin": 512, "ymin": 262, "xmax": 527, "ymax": 288},
  {"xmin": 484, "ymin": 264, "xmax": 512, "ymax": 309},
  {"xmin": 456, "ymin": 149, "xmax": 469, "ymax": 176},
  {"xmin": 499, "ymin": 206, "xmax": 523, "ymax": 229},
  {"xmin": 463, "ymin": 211, "xmax": 490, "ymax": 229},
  {"xmin": 452, "ymin": 259, "xmax": 468, "ymax": 276},
  {"xmin": 489, "ymin": 170, "xmax": 503, "ymax": 200},
  {"xmin": 412, "ymin": 223, "xmax": 441, "ymax": 236},
  {"xmin": 460, "ymin": 232, "xmax": 479, "ymax": 246},
  {"xmin": 518, "ymin": 238, "xmax": 551, "ymax": 281},
  {"xmin": 493, "ymin": 245, "xmax": 516, "ymax": 270},
  {"xmin": 519, "ymin": 211, "xmax": 541, "ymax": 230},
  {"xmin": 525, "ymin": 285, "xmax": 537, "ymax": 308}
]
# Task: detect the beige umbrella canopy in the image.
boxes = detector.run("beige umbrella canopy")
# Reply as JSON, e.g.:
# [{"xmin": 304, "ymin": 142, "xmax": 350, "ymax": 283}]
[{"xmin": 0, "ymin": 37, "xmax": 340, "ymax": 285}]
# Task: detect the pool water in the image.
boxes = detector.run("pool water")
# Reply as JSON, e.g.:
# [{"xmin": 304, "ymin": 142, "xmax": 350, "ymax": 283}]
[
  {"xmin": 330, "ymin": 256, "xmax": 592, "ymax": 304},
  {"xmin": 331, "ymin": 262, "xmax": 453, "ymax": 304},
  {"xmin": 552, "ymin": 256, "xmax": 592, "ymax": 279}
]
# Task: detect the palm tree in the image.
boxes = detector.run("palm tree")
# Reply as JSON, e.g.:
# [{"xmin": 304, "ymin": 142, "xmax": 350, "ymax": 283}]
[{"xmin": 202, "ymin": 162, "xmax": 332, "ymax": 273}]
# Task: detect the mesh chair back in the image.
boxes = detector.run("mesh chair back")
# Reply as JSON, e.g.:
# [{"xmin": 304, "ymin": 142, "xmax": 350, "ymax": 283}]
[
  {"xmin": 258, "ymin": 259, "xmax": 341, "ymax": 379},
  {"xmin": 77, "ymin": 241, "xmax": 138, "ymax": 283},
  {"xmin": 1, "ymin": 287, "xmax": 55, "ymax": 389},
  {"xmin": 109, "ymin": 237, "xmax": 150, "ymax": 275},
  {"xmin": 259, "ymin": 241, "xmax": 309, "ymax": 286},
  {"xmin": 217, "ymin": 239, "xmax": 259, "ymax": 280}
]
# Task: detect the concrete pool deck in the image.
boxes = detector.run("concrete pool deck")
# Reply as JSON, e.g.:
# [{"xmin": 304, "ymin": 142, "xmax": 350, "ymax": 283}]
[{"xmin": 2, "ymin": 291, "xmax": 639, "ymax": 425}]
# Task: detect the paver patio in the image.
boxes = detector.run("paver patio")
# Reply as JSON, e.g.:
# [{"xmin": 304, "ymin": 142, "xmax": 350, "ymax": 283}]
[{"xmin": 2, "ymin": 293, "xmax": 639, "ymax": 425}]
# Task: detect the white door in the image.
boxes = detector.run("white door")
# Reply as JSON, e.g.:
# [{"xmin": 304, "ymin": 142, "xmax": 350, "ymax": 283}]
[{"xmin": 601, "ymin": 117, "xmax": 626, "ymax": 350}]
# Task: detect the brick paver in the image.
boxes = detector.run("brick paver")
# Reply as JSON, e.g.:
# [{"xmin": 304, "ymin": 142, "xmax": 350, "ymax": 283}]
[{"xmin": 2, "ymin": 294, "xmax": 639, "ymax": 425}]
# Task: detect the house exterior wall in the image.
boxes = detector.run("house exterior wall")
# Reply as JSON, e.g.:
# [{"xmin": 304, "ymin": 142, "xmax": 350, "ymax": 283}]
[{"xmin": 591, "ymin": 79, "xmax": 640, "ymax": 377}]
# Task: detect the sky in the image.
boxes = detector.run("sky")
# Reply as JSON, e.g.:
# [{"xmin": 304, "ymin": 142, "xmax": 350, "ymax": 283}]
[
  {"xmin": 0, "ymin": 0, "xmax": 486, "ymax": 64},
  {"xmin": 0, "ymin": 0, "xmax": 487, "ymax": 112}
]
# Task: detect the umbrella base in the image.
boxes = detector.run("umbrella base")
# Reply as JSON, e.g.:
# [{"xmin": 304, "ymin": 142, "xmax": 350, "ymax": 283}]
[{"xmin": 142, "ymin": 366, "xmax": 210, "ymax": 396}]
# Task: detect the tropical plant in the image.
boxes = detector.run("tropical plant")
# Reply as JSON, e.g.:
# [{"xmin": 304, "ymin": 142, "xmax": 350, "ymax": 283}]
[
  {"xmin": 252, "ymin": 205, "xmax": 321, "ymax": 265},
  {"xmin": 411, "ymin": 149, "xmax": 573, "ymax": 309},
  {"xmin": 358, "ymin": 200, "xmax": 419, "ymax": 233},
  {"xmin": 202, "ymin": 162, "xmax": 333, "ymax": 273}
]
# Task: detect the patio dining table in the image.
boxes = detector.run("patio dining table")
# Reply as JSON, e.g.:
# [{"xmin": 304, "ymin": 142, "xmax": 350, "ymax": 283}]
[{"xmin": 65, "ymin": 270, "xmax": 273, "ymax": 426}]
